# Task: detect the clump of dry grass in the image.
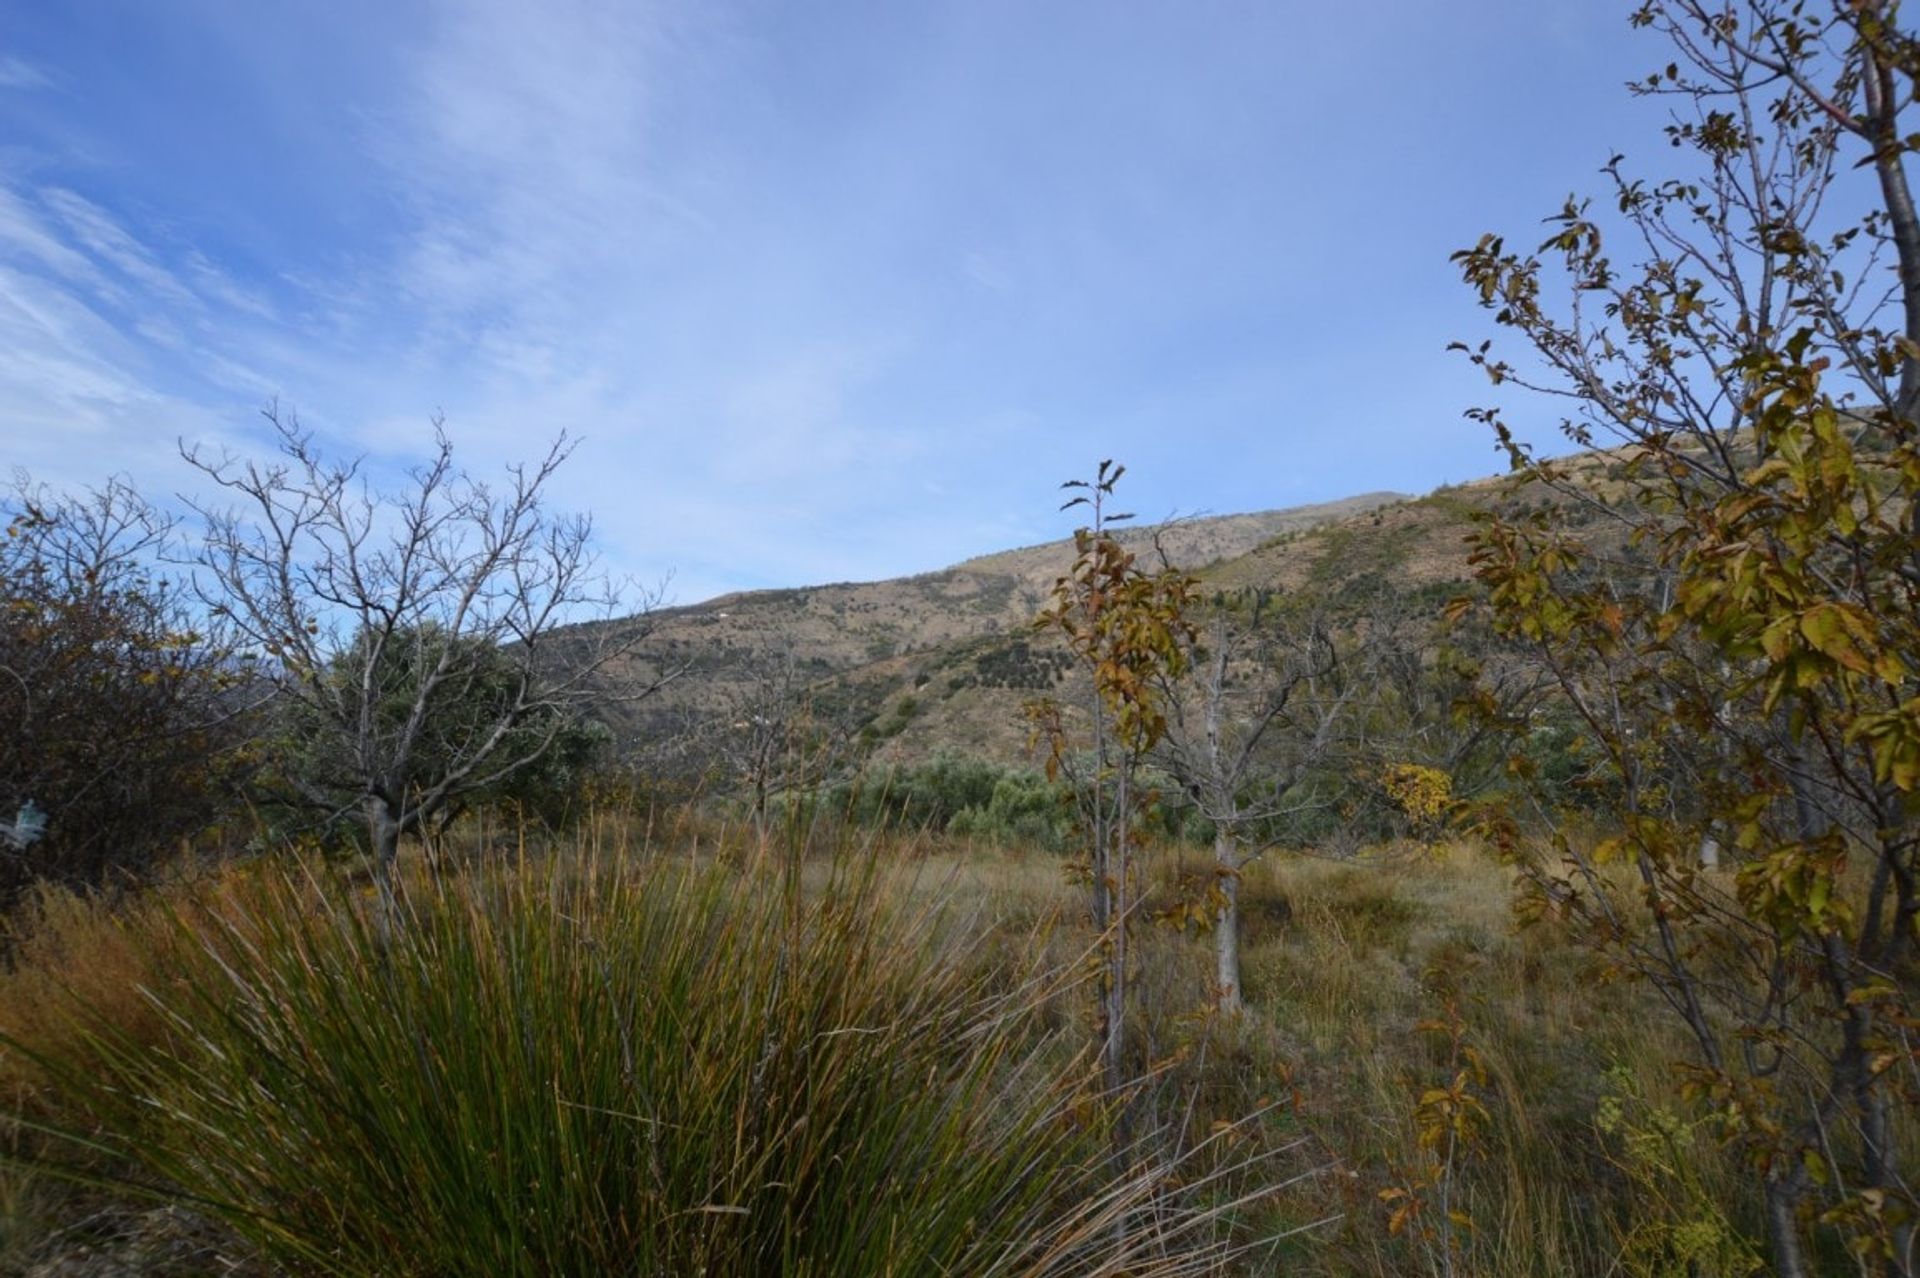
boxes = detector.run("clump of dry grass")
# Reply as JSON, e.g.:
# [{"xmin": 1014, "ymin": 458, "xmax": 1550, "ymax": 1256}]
[
  {"xmin": 0, "ymin": 882, "xmax": 187, "ymax": 1106},
  {"xmin": 4, "ymin": 826, "xmax": 1303, "ymax": 1277},
  {"xmin": 0, "ymin": 868, "xmax": 289, "ymax": 1275}
]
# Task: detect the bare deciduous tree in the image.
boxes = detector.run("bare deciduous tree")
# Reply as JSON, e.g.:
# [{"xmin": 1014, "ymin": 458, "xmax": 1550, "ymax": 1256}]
[
  {"xmin": 1158, "ymin": 599, "xmax": 1352, "ymax": 1013},
  {"xmin": 706, "ymin": 640, "xmax": 852, "ymax": 839},
  {"xmin": 185, "ymin": 408, "xmax": 664, "ymax": 920}
]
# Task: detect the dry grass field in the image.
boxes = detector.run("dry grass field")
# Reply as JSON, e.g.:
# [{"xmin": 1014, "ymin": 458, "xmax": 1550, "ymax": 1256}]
[{"xmin": 0, "ymin": 808, "xmax": 1774, "ymax": 1276}]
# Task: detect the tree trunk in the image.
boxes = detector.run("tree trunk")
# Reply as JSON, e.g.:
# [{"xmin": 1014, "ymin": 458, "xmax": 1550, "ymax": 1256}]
[
  {"xmin": 1860, "ymin": 40, "xmax": 1920, "ymax": 420},
  {"xmin": 1106, "ymin": 764, "xmax": 1129, "ymax": 1104},
  {"xmin": 752, "ymin": 775, "xmax": 769, "ymax": 844},
  {"xmin": 1214, "ymin": 825, "xmax": 1242, "ymax": 1013},
  {"xmin": 366, "ymin": 794, "xmax": 402, "ymax": 948},
  {"xmin": 1764, "ymin": 1173, "xmax": 1809, "ymax": 1278},
  {"xmin": 1863, "ymin": 1084, "xmax": 1912, "ymax": 1277},
  {"xmin": 1104, "ymin": 761, "xmax": 1133, "ymax": 1268}
]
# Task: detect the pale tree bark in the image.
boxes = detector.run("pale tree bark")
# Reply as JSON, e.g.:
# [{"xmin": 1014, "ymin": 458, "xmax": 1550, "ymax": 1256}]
[
  {"xmin": 1765, "ymin": 1175, "xmax": 1810, "ymax": 1278},
  {"xmin": 365, "ymin": 792, "xmax": 402, "ymax": 947},
  {"xmin": 1159, "ymin": 605, "xmax": 1352, "ymax": 1015},
  {"xmin": 187, "ymin": 407, "xmax": 680, "ymax": 901},
  {"xmin": 1106, "ymin": 756, "xmax": 1129, "ymax": 1104},
  {"xmin": 1212, "ymin": 823, "xmax": 1242, "ymax": 1013}
]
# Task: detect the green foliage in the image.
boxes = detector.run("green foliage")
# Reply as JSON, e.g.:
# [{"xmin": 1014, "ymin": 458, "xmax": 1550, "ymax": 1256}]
[
  {"xmin": 262, "ymin": 623, "xmax": 611, "ymax": 847},
  {"xmin": 969, "ymin": 639, "xmax": 1072, "ymax": 691},
  {"xmin": 1595, "ymin": 1066, "xmax": 1766, "ymax": 1277},
  {"xmin": 478, "ymin": 711, "xmax": 615, "ymax": 831},
  {"xmin": 1302, "ymin": 523, "xmax": 1421, "ymax": 621},
  {"xmin": 1512, "ymin": 703, "xmax": 1614, "ymax": 813},
  {"xmin": 17, "ymin": 849, "xmax": 1248, "ymax": 1276},
  {"xmin": 813, "ymin": 752, "xmax": 1075, "ymax": 850}
]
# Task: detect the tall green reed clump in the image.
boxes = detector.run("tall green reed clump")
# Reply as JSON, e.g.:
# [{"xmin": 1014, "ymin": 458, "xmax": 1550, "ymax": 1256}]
[{"xmin": 15, "ymin": 840, "xmax": 1267, "ymax": 1276}]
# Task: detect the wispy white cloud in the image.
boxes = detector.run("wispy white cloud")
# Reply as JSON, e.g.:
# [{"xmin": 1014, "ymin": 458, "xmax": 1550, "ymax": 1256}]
[
  {"xmin": 0, "ymin": 187, "xmax": 112, "ymax": 294},
  {"xmin": 0, "ymin": 57, "xmax": 48, "ymax": 91},
  {"xmin": 0, "ymin": 2, "xmax": 974, "ymax": 601},
  {"xmin": 382, "ymin": 1, "xmax": 709, "ymax": 343},
  {"xmin": 0, "ymin": 0, "xmax": 1654, "ymax": 602},
  {"xmin": 0, "ymin": 260, "xmax": 230, "ymax": 492},
  {"xmin": 42, "ymin": 188, "xmax": 200, "ymax": 310},
  {"xmin": 0, "ymin": 182, "xmax": 286, "ymax": 492}
]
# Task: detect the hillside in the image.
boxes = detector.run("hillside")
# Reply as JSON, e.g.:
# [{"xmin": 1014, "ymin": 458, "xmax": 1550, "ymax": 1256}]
[{"xmin": 571, "ymin": 481, "xmax": 1565, "ymax": 775}]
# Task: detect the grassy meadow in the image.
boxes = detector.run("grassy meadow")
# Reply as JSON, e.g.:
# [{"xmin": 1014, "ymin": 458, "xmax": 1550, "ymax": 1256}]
[{"xmin": 0, "ymin": 807, "xmax": 1780, "ymax": 1276}]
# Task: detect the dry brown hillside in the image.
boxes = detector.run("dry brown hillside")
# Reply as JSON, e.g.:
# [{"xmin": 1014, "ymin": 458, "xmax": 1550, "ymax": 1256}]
[{"xmin": 574, "ymin": 470, "xmax": 1592, "ymax": 777}]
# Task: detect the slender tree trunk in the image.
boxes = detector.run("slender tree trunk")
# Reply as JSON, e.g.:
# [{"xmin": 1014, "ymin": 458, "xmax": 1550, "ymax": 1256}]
[
  {"xmin": 1765, "ymin": 1173, "xmax": 1810, "ymax": 1278},
  {"xmin": 366, "ymin": 794, "xmax": 402, "ymax": 948},
  {"xmin": 1214, "ymin": 825, "xmax": 1242, "ymax": 1013},
  {"xmin": 1861, "ymin": 39, "xmax": 1920, "ymax": 420},
  {"xmin": 1107, "ymin": 763, "xmax": 1130, "ymax": 1104},
  {"xmin": 1862, "ymin": 1084, "xmax": 1910, "ymax": 1278},
  {"xmin": 1087, "ymin": 694, "xmax": 1122, "ymax": 1099},
  {"xmin": 1105, "ymin": 760, "xmax": 1133, "ymax": 1266}
]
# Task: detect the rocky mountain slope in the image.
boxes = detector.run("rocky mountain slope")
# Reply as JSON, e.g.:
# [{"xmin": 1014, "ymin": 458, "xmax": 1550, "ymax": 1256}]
[{"xmin": 571, "ymin": 481, "xmax": 1555, "ymax": 774}]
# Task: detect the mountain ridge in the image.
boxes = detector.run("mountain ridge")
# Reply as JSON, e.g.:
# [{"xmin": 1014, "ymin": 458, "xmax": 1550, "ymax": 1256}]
[{"xmin": 571, "ymin": 487, "xmax": 1456, "ymax": 771}]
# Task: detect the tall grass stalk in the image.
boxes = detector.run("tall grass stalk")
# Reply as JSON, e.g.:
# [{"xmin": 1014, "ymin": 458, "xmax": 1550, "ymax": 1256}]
[{"xmin": 10, "ymin": 835, "xmax": 1285, "ymax": 1276}]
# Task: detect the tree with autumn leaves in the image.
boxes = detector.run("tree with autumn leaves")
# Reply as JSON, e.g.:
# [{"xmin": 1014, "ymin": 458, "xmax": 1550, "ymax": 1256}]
[
  {"xmin": 1026, "ymin": 461, "xmax": 1198, "ymax": 1108},
  {"xmin": 1455, "ymin": 1, "xmax": 1920, "ymax": 1270}
]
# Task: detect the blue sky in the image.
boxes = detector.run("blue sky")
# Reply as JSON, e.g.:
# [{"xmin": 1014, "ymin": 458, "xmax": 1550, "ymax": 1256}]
[{"xmin": 0, "ymin": 1, "xmax": 1657, "ymax": 604}]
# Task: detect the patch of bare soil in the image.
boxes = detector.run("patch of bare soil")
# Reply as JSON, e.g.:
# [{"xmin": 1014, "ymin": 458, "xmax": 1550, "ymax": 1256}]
[{"xmin": 10, "ymin": 1202, "xmax": 268, "ymax": 1278}]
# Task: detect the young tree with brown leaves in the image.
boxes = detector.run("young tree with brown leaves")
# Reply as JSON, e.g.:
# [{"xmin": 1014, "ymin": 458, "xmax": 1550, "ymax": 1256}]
[
  {"xmin": 1027, "ymin": 462, "xmax": 1199, "ymax": 1105},
  {"xmin": 1456, "ymin": 3, "xmax": 1920, "ymax": 1269}
]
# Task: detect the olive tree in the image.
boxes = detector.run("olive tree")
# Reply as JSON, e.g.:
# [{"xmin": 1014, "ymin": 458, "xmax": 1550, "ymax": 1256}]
[
  {"xmin": 187, "ymin": 409, "xmax": 659, "ymax": 914},
  {"xmin": 1455, "ymin": 2, "xmax": 1920, "ymax": 1269},
  {"xmin": 268, "ymin": 623, "xmax": 615, "ymax": 852}
]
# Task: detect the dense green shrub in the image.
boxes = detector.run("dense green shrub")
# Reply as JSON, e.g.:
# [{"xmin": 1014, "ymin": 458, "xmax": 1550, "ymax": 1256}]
[
  {"xmin": 946, "ymin": 771, "xmax": 1076, "ymax": 849},
  {"xmin": 258, "ymin": 623, "xmax": 613, "ymax": 850},
  {"xmin": 809, "ymin": 753, "xmax": 1075, "ymax": 849}
]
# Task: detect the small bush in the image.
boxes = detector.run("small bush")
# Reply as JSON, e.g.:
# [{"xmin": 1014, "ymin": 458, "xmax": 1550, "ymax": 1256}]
[
  {"xmin": 812, "ymin": 753, "xmax": 1074, "ymax": 849},
  {"xmin": 0, "ymin": 480, "xmax": 245, "ymax": 905}
]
